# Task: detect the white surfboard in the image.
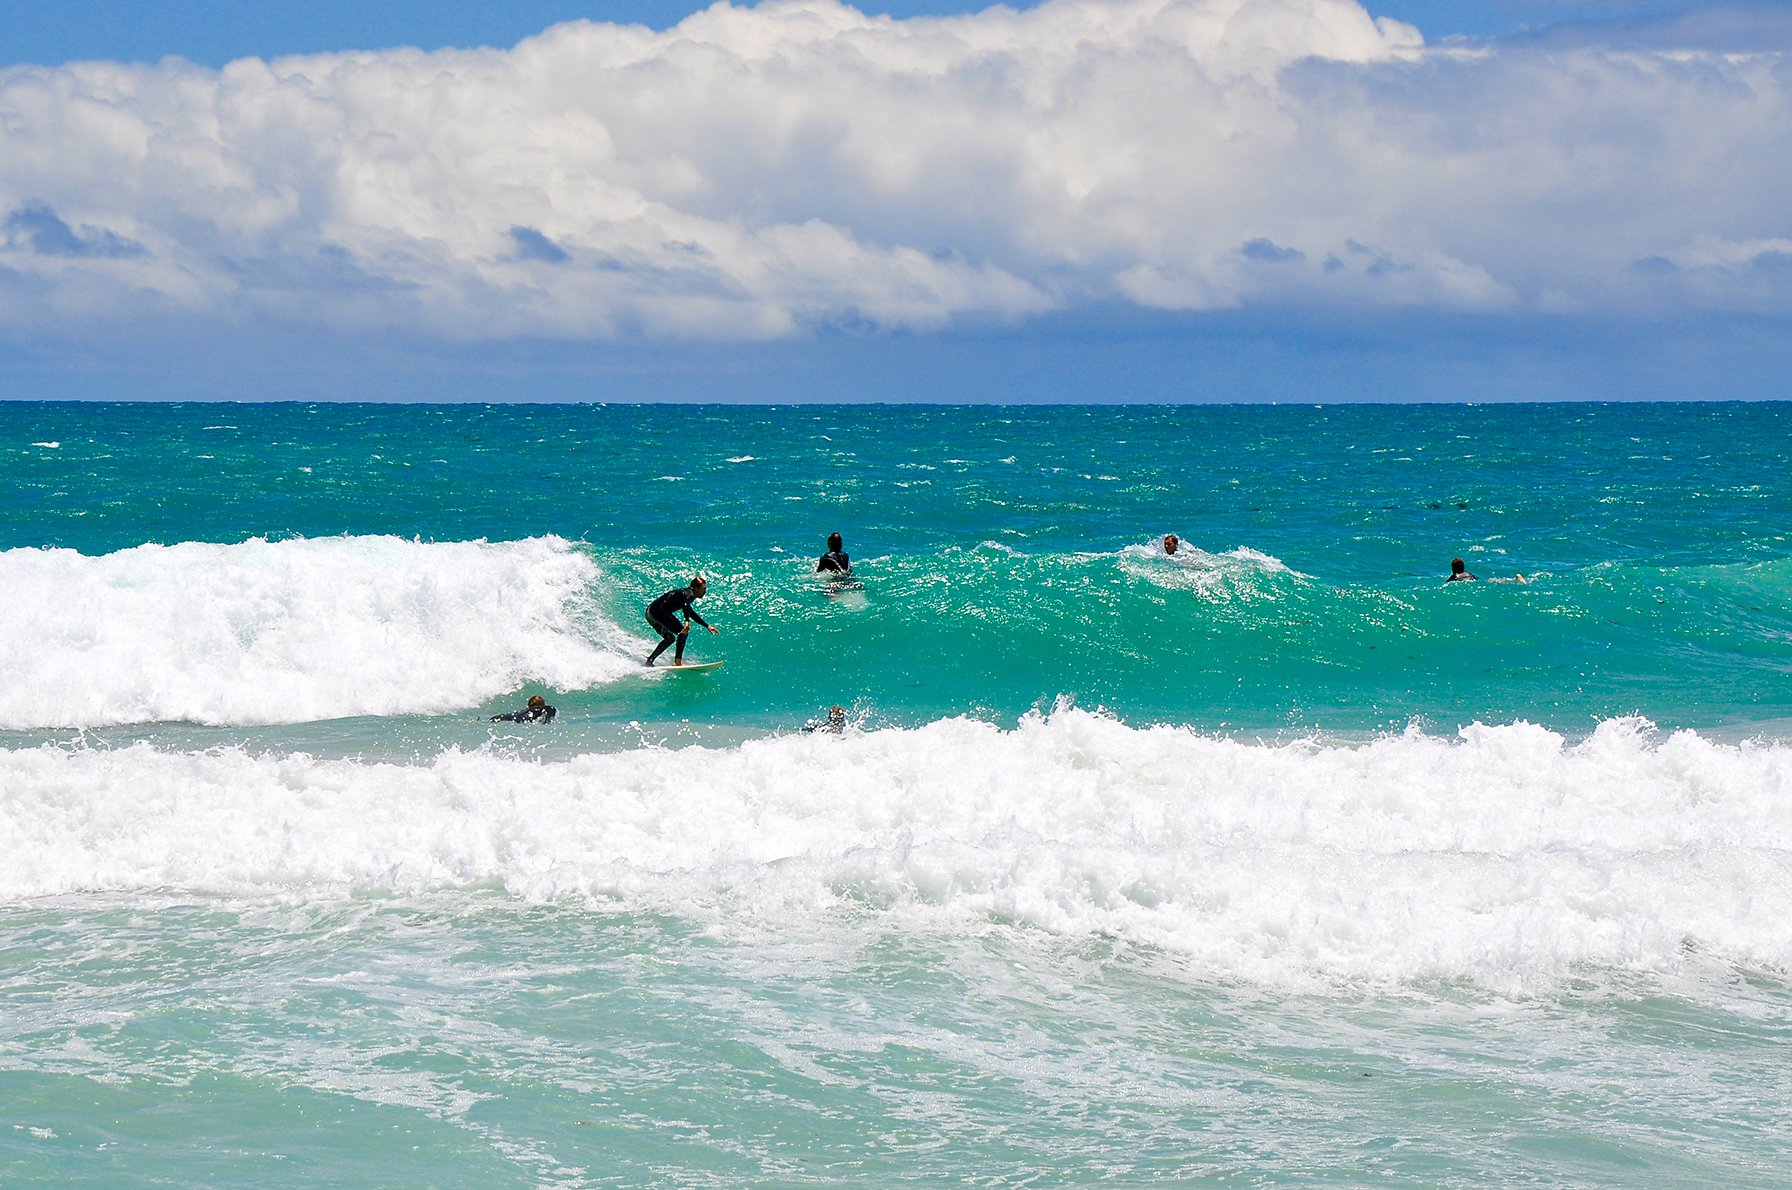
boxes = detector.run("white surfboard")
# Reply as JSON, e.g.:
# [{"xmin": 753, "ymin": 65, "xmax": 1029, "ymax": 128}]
[{"xmin": 652, "ymin": 660, "xmax": 724, "ymax": 673}]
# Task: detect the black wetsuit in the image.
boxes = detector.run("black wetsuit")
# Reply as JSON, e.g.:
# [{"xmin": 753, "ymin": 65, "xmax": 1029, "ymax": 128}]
[
  {"xmin": 647, "ymin": 586, "xmax": 710, "ymax": 638},
  {"xmin": 816, "ymin": 550, "xmax": 851, "ymax": 574},
  {"xmin": 1445, "ymin": 571, "xmax": 1479, "ymax": 582},
  {"xmin": 646, "ymin": 584, "xmax": 710, "ymax": 665},
  {"xmin": 492, "ymin": 704, "xmax": 556, "ymax": 723}
]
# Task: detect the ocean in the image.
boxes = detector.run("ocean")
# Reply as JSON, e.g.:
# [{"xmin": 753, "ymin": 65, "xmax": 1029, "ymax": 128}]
[{"xmin": 2, "ymin": 401, "xmax": 1789, "ymax": 1187}]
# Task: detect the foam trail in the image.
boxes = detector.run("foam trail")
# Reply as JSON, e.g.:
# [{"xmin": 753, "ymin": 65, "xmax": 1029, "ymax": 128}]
[
  {"xmin": 1114, "ymin": 540, "xmax": 1304, "ymax": 600},
  {"xmin": 0, "ymin": 535, "xmax": 634, "ymax": 728},
  {"xmin": 5, "ymin": 709, "xmax": 1789, "ymax": 990}
]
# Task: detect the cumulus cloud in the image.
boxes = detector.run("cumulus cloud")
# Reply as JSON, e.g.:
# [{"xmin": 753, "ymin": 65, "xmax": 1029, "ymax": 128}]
[{"xmin": 0, "ymin": 0, "xmax": 1787, "ymax": 343}]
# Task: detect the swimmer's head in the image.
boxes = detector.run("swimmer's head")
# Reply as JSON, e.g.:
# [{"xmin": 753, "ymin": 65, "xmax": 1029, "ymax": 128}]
[
  {"xmin": 691, "ymin": 575, "xmax": 708, "ymax": 595},
  {"xmin": 1451, "ymin": 558, "xmax": 1466, "ymax": 574},
  {"xmin": 828, "ymin": 705, "xmax": 846, "ymax": 724},
  {"xmin": 527, "ymin": 695, "xmax": 545, "ymax": 708},
  {"xmin": 828, "ymin": 532, "xmax": 843, "ymax": 551},
  {"xmin": 1164, "ymin": 534, "xmax": 1179, "ymax": 555}
]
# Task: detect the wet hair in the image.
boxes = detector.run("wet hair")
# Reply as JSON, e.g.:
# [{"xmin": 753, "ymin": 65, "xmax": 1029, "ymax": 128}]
[
  {"xmin": 692, "ymin": 575, "xmax": 707, "ymax": 591},
  {"xmin": 1451, "ymin": 558, "xmax": 1466, "ymax": 573},
  {"xmin": 828, "ymin": 533, "xmax": 843, "ymax": 550},
  {"xmin": 527, "ymin": 695, "xmax": 545, "ymax": 708},
  {"xmin": 1164, "ymin": 534, "xmax": 1179, "ymax": 554}
]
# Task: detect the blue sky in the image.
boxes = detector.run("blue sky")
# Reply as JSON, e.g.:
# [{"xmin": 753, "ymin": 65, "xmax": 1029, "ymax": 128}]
[
  {"xmin": 0, "ymin": 1, "xmax": 1713, "ymax": 64},
  {"xmin": 0, "ymin": 0, "xmax": 1788, "ymax": 402}
]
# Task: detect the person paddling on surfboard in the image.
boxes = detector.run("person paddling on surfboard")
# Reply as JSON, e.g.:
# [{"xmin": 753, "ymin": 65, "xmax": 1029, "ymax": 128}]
[
  {"xmin": 492, "ymin": 694, "xmax": 556, "ymax": 723},
  {"xmin": 645, "ymin": 575, "xmax": 718, "ymax": 666},
  {"xmin": 816, "ymin": 532, "xmax": 851, "ymax": 575},
  {"xmin": 1447, "ymin": 556, "xmax": 1529, "ymax": 584}
]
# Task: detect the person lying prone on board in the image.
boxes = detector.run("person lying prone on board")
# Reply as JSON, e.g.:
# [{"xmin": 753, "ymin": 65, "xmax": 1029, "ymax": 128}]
[
  {"xmin": 492, "ymin": 695, "xmax": 556, "ymax": 723},
  {"xmin": 1446, "ymin": 557, "xmax": 1528, "ymax": 584}
]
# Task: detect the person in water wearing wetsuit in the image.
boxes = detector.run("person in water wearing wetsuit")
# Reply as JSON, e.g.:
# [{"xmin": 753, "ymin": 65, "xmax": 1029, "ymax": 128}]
[
  {"xmin": 645, "ymin": 576, "xmax": 718, "ymax": 666},
  {"xmin": 816, "ymin": 533, "xmax": 851, "ymax": 575},
  {"xmin": 1447, "ymin": 556, "xmax": 1530, "ymax": 584},
  {"xmin": 1163, "ymin": 534, "xmax": 1180, "ymax": 556},
  {"xmin": 803, "ymin": 705, "xmax": 848, "ymax": 734},
  {"xmin": 493, "ymin": 694, "xmax": 556, "ymax": 723}
]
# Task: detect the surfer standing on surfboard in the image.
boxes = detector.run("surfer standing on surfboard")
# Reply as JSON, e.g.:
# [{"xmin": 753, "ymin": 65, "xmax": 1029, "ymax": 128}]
[{"xmin": 645, "ymin": 576, "xmax": 718, "ymax": 666}]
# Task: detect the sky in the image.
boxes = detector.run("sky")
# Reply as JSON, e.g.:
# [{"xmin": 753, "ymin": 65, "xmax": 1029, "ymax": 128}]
[
  {"xmin": 1, "ymin": 0, "xmax": 1789, "ymax": 401},
  {"xmin": 0, "ymin": 0, "xmax": 1729, "ymax": 65}
]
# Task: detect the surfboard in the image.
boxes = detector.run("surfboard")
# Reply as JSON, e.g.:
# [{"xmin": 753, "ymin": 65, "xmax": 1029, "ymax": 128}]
[{"xmin": 655, "ymin": 660, "xmax": 724, "ymax": 673}]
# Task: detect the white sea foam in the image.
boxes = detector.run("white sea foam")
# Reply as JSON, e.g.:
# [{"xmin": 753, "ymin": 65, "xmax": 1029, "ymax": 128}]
[
  {"xmin": 0, "ymin": 535, "xmax": 636, "ymax": 728},
  {"xmin": 4, "ymin": 709, "xmax": 1788, "ymax": 990},
  {"xmin": 1121, "ymin": 541, "xmax": 1294, "ymax": 571},
  {"xmin": 1118, "ymin": 541, "xmax": 1304, "ymax": 600}
]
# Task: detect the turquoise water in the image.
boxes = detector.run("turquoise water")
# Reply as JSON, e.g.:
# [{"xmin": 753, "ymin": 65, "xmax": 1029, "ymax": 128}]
[{"xmin": 2, "ymin": 402, "xmax": 1790, "ymax": 1186}]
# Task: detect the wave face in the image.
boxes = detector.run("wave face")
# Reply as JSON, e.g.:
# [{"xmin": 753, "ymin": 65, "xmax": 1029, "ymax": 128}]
[
  {"xmin": 586, "ymin": 540, "xmax": 1792, "ymax": 737},
  {"xmin": 4, "ymin": 525, "xmax": 1790, "ymax": 739},
  {"xmin": 5, "ymin": 402, "xmax": 1792, "ymax": 734},
  {"xmin": 7, "ymin": 708, "xmax": 1788, "ymax": 990},
  {"xmin": 0, "ymin": 535, "xmax": 636, "ymax": 728}
]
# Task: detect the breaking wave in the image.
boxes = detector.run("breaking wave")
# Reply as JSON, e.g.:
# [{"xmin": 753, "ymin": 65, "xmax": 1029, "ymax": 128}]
[
  {"xmin": 4, "ymin": 707, "xmax": 1788, "ymax": 991},
  {"xmin": 0, "ymin": 535, "xmax": 635, "ymax": 728}
]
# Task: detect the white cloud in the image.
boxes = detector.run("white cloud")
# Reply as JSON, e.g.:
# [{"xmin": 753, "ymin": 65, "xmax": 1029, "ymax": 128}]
[{"xmin": 0, "ymin": 0, "xmax": 1787, "ymax": 343}]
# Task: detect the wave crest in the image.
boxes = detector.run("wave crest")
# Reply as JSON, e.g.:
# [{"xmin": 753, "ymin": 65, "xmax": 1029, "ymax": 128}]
[{"xmin": 0, "ymin": 535, "xmax": 633, "ymax": 728}]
